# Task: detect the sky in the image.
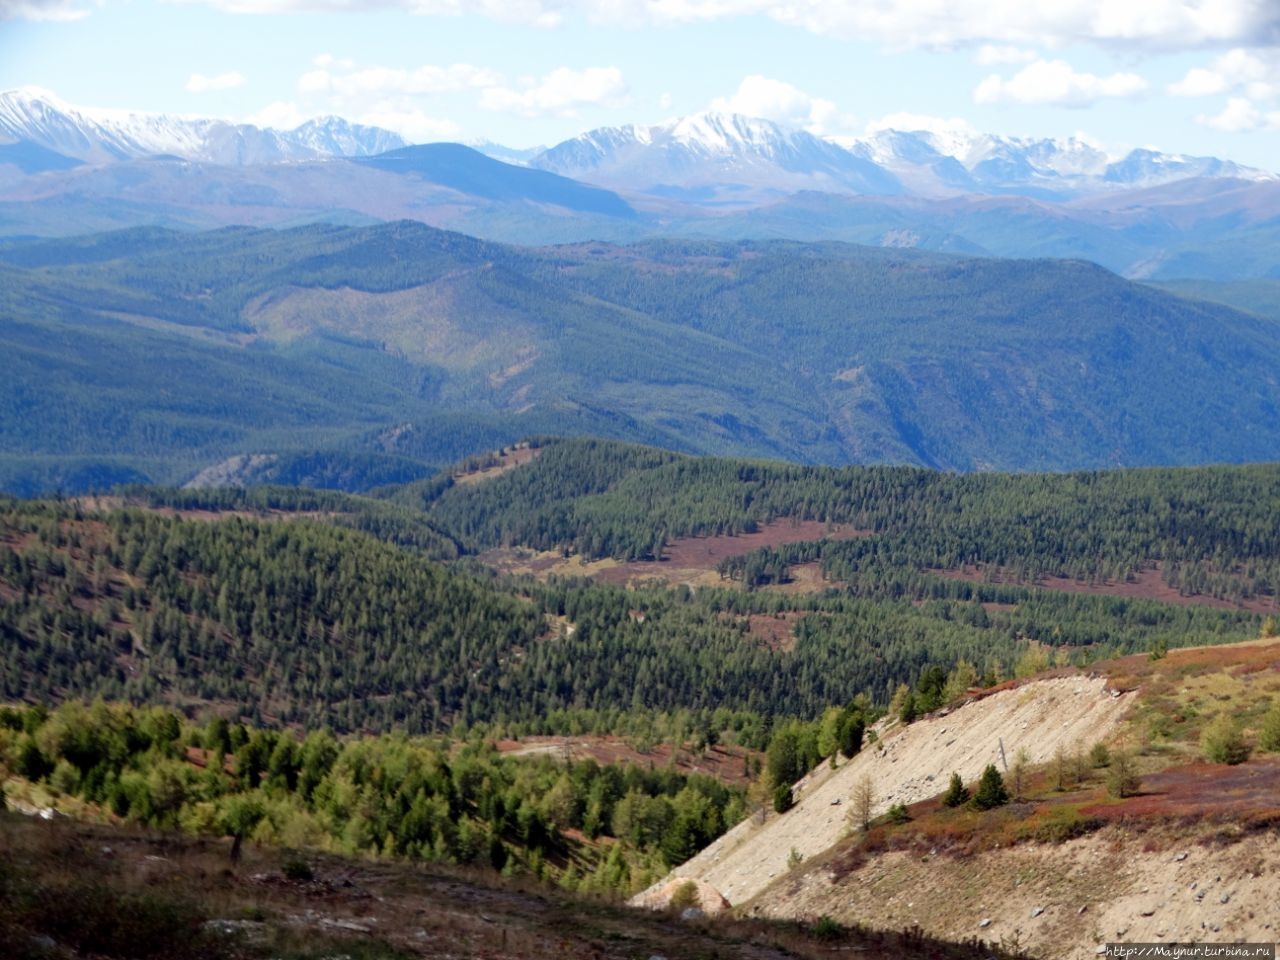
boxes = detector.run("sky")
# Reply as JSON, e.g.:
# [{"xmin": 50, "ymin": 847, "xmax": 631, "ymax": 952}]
[{"xmin": 1, "ymin": 0, "xmax": 1279, "ymax": 169}]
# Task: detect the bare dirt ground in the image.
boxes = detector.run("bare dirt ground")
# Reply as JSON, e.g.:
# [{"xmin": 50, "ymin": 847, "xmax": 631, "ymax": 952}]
[
  {"xmin": 766, "ymin": 823, "xmax": 1280, "ymax": 960},
  {"xmin": 637, "ymin": 637, "xmax": 1280, "ymax": 960},
  {"xmin": 451, "ymin": 442, "xmax": 541, "ymax": 486},
  {"xmin": 482, "ymin": 520, "xmax": 866, "ymax": 591},
  {"xmin": 634, "ymin": 675, "xmax": 1132, "ymax": 909}
]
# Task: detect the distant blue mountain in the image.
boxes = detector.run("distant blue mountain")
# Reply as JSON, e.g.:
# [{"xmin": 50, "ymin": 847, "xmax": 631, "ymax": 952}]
[
  {"xmin": 0, "ymin": 139, "xmax": 82, "ymax": 174},
  {"xmin": 354, "ymin": 143, "xmax": 636, "ymax": 219}
]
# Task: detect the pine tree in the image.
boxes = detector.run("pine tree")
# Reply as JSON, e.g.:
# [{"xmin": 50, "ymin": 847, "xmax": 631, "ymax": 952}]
[
  {"xmin": 942, "ymin": 771, "xmax": 969, "ymax": 808},
  {"xmin": 971, "ymin": 764, "xmax": 1008, "ymax": 810}
]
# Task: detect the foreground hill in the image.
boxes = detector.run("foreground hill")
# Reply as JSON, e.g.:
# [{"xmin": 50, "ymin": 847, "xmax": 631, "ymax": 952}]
[
  {"xmin": 5, "ymin": 223, "xmax": 1280, "ymax": 494},
  {"xmin": 636, "ymin": 637, "xmax": 1280, "ymax": 958},
  {"xmin": 0, "ymin": 812, "xmax": 1020, "ymax": 960}
]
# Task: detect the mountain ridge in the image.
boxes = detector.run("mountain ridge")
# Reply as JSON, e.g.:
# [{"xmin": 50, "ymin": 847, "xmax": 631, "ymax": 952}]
[
  {"xmin": 3, "ymin": 88, "xmax": 1272, "ymax": 200},
  {"xmin": 5, "ymin": 222, "xmax": 1280, "ymax": 494},
  {"xmin": 0, "ymin": 88, "xmax": 407, "ymax": 165}
]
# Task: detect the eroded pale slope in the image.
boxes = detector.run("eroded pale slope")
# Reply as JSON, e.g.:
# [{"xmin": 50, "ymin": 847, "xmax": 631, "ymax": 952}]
[
  {"xmin": 635, "ymin": 675, "xmax": 1129, "ymax": 908},
  {"xmin": 755, "ymin": 824, "xmax": 1280, "ymax": 959}
]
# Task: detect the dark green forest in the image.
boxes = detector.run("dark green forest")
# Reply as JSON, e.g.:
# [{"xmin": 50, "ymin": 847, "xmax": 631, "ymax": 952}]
[
  {"xmin": 2, "ymin": 441, "xmax": 1272, "ymax": 739},
  {"xmin": 404, "ymin": 437, "xmax": 1280, "ymax": 603}
]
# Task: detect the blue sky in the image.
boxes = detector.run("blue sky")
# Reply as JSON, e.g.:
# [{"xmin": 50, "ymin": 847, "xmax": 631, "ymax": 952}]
[{"xmin": 2, "ymin": 0, "xmax": 1279, "ymax": 169}]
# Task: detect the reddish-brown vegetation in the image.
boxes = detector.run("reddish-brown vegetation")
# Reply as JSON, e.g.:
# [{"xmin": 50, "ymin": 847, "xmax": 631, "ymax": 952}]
[
  {"xmin": 592, "ymin": 520, "xmax": 866, "ymax": 589},
  {"xmin": 1080, "ymin": 757, "xmax": 1280, "ymax": 822}
]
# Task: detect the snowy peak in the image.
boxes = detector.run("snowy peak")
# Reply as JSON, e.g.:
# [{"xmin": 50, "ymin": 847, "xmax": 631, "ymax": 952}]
[
  {"xmin": 287, "ymin": 117, "xmax": 406, "ymax": 158},
  {"xmin": 533, "ymin": 112, "xmax": 902, "ymax": 200},
  {"xmin": 0, "ymin": 89, "xmax": 405, "ymax": 165},
  {"xmin": 668, "ymin": 112, "xmax": 790, "ymax": 155},
  {"xmin": 534, "ymin": 111, "xmax": 1274, "ymax": 204},
  {"xmin": 2, "ymin": 88, "xmax": 1273, "ymax": 200},
  {"xmin": 1102, "ymin": 148, "xmax": 1262, "ymax": 187}
]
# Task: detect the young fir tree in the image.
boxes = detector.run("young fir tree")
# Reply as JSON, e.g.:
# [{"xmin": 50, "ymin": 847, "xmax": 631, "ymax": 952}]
[
  {"xmin": 942, "ymin": 771, "xmax": 969, "ymax": 808},
  {"xmin": 971, "ymin": 764, "xmax": 1009, "ymax": 810}
]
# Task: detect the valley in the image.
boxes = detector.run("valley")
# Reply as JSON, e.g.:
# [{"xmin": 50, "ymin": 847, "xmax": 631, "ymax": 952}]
[{"xmin": 3, "ymin": 77, "xmax": 1280, "ymax": 959}]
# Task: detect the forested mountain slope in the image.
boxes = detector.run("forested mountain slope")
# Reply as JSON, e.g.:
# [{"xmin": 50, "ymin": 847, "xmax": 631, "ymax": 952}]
[
  {"xmin": 4, "ymin": 222, "xmax": 1280, "ymax": 495},
  {"xmin": 405, "ymin": 437, "xmax": 1280, "ymax": 604},
  {"xmin": 3, "ymin": 448, "xmax": 1271, "ymax": 737}
]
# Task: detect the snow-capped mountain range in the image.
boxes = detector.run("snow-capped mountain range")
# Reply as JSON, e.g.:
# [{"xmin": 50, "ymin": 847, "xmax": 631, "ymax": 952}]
[
  {"xmin": 0, "ymin": 86, "xmax": 1273, "ymax": 203},
  {"xmin": 529, "ymin": 112, "xmax": 1273, "ymax": 200},
  {"xmin": 0, "ymin": 88, "xmax": 405, "ymax": 166}
]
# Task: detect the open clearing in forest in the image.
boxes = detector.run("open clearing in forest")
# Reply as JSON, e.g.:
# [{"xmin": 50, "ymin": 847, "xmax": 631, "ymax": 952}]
[
  {"xmin": 451, "ymin": 442, "xmax": 541, "ymax": 486},
  {"xmin": 481, "ymin": 519, "xmax": 866, "ymax": 590}
]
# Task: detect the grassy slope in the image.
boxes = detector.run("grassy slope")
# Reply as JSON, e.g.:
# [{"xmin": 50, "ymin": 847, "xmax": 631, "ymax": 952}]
[{"xmin": 0, "ymin": 812, "xmax": 1024, "ymax": 960}]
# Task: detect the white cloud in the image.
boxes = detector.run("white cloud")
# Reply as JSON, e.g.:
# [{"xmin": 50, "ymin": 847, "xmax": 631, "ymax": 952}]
[
  {"xmin": 246, "ymin": 100, "xmax": 308, "ymax": 129},
  {"xmin": 0, "ymin": 0, "xmax": 89, "ymax": 20},
  {"xmin": 298, "ymin": 62, "xmax": 502, "ymax": 97},
  {"xmin": 1169, "ymin": 47, "xmax": 1279, "ymax": 99},
  {"xmin": 185, "ymin": 71, "xmax": 247, "ymax": 93},
  {"xmin": 709, "ymin": 75, "xmax": 855, "ymax": 136},
  {"xmin": 479, "ymin": 66, "xmax": 627, "ymax": 118},
  {"xmin": 358, "ymin": 103, "xmax": 461, "ymax": 140},
  {"xmin": 158, "ymin": 0, "xmax": 1280, "ymax": 52},
  {"xmin": 1168, "ymin": 67, "xmax": 1229, "ymax": 96},
  {"xmin": 974, "ymin": 44, "xmax": 1038, "ymax": 65},
  {"xmin": 1195, "ymin": 95, "xmax": 1280, "ymax": 132},
  {"xmin": 974, "ymin": 58, "xmax": 1148, "ymax": 107},
  {"xmin": 864, "ymin": 111, "xmax": 979, "ymax": 139},
  {"xmin": 757, "ymin": 0, "xmax": 1280, "ymax": 50},
  {"xmin": 1173, "ymin": 47, "xmax": 1280, "ymax": 137},
  {"xmin": 410, "ymin": 0, "xmax": 564, "ymax": 27}
]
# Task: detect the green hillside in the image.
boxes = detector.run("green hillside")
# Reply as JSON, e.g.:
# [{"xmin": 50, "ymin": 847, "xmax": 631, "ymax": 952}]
[
  {"xmin": 5, "ymin": 446, "xmax": 1273, "ymax": 737},
  {"xmin": 4, "ymin": 222, "xmax": 1280, "ymax": 496},
  {"xmin": 405, "ymin": 437, "xmax": 1280, "ymax": 601}
]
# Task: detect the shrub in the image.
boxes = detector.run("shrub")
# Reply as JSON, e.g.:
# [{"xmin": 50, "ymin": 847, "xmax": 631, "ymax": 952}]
[
  {"xmin": 1201, "ymin": 715, "xmax": 1251, "ymax": 765},
  {"xmin": 1028, "ymin": 808, "xmax": 1102, "ymax": 843},
  {"xmin": 669, "ymin": 880, "xmax": 700, "ymax": 911},
  {"xmin": 772, "ymin": 783, "xmax": 794, "ymax": 814},
  {"xmin": 281, "ymin": 856, "xmax": 313, "ymax": 882},
  {"xmin": 942, "ymin": 772, "xmax": 969, "ymax": 808},
  {"xmin": 1089, "ymin": 742, "xmax": 1111, "ymax": 768},
  {"xmin": 971, "ymin": 764, "xmax": 1008, "ymax": 810},
  {"xmin": 1258, "ymin": 702, "xmax": 1280, "ymax": 753},
  {"xmin": 850, "ymin": 774, "xmax": 875, "ymax": 833},
  {"xmin": 1106, "ymin": 749, "xmax": 1141, "ymax": 798},
  {"xmin": 1008, "ymin": 748, "xmax": 1030, "ymax": 801},
  {"xmin": 812, "ymin": 915, "xmax": 844, "ymax": 940},
  {"xmin": 787, "ymin": 847, "xmax": 804, "ymax": 870},
  {"xmin": 886, "ymin": 802, "xmax": 910, "ymax": 824}
]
